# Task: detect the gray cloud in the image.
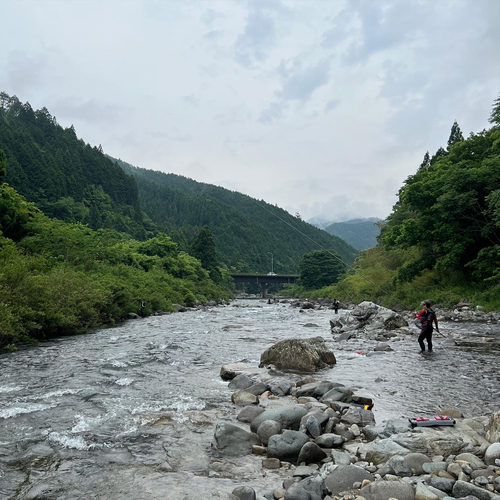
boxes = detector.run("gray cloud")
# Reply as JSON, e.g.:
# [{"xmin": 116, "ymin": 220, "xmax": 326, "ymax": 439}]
[
  {"xmin": 200, "ymin": 8, "xmax": 224, "ymax": 27},
  {"xmin": 182, "ymin": 95, "xmax": 200, "ymax": 108},
  {"xmin": 325, "ymin": 99, "xmax": 340, "ymax": 113},
  {"xmin": 235, "ymin": 1, "xmax": 279, "ymax": 67},
  {"xmin": 50, "ymin": 97, "xmax": 126, "ymax": 124}
]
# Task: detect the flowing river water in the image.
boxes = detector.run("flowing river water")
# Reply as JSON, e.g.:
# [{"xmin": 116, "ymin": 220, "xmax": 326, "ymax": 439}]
[{"xmin": 1, "ymin": 299, "xmax": 499, "ymax": 499}]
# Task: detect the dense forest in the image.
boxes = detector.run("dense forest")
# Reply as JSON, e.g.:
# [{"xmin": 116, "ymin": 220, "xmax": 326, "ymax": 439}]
[
  {"xmin": 292, "ymin": 94, "xmax": 500, "ymax": 310},
  {"xmin": 0, "ymin": 163, "xmax": 232, "ymax": 349},
  {"xmin": 112, "ymin": 158, "xmax": 358, "ymax": 273},
  {"xmin": 0, "ymin": 92, "xmax": 357, "ymax": 275},
  {"xmin": 0, "ymin": 93, "xmax": 146, "ymax": 239}
]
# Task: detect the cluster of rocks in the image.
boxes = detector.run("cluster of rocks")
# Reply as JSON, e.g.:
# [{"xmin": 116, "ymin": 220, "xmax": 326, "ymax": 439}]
[
  {"xmin": 291, "ymin": 299, "xmax": 353, "ymax": 311},
  {"xmin": 213, "ymin": 337, "xmax": 500, "ymax": 500},
  {"xmin": 213, "ymin": 370, "xmax": 500, "ymax": 500},
  {"xmin": 330, "ymin": 302, "xmax": 411, "ymax": 341}
]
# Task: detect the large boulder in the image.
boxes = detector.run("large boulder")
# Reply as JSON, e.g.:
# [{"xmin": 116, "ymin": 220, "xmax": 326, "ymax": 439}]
[
  {"xmin": 212, "ymin": 422, "xmax": 260, "ymax": 455},
  {"xmin": 259, "ymin": 337, "xmax": 336, "ymax": 372},
  {"xmin": 487, "ymin": 411, "xmax": 500, "ymax": 443},
  {"xmin": 331, "ymin": 301, "xmax": 408, "ymax": 334}
]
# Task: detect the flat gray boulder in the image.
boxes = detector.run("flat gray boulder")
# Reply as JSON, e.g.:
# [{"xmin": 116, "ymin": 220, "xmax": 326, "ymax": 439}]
[
  {"xmin": 452, "ymin": 479, "xmax": 500, "ymax": 500},
  {"xmin": 340, "ymin": 406, "xmax": 375, "ymax": 427},
  {"xmin": 324, "ymin": 464, "xmax": 374, "ymax": 495},
  {"xmin": 360, "ymin": 438, "xmax": 411, "ymax": 464},
  {"xmin": 212, "ymin": 422, "xmax": 260, "ymax": 455},
  {"xmin": 259, "ymin": 337, "xmax": 336, "ymax": 372},
  {"xmin": 359, "ymin": 479, "xmax": 415, "ymax": 500}
]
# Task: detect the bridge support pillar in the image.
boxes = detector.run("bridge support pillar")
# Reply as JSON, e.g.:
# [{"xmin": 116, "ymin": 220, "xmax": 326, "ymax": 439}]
[{"xmin": 261, "ymin": 283, "xmax": 269, "ymax": 298}]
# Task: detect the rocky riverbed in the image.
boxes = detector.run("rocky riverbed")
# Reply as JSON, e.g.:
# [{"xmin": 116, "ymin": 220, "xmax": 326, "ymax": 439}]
[{"xmin": 1, "ymin": 299, "xmax": 499, "ymax": 499}]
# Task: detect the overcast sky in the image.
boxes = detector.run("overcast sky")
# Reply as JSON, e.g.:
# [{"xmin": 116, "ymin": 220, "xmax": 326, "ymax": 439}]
[{"xmin": 1, "ymin": 0, "xmax": 499, "ymax": 222}]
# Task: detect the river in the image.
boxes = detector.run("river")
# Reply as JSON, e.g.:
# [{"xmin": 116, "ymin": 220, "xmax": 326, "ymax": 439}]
[{"xmin": 1, "ymin": 300, "xmax": 499, "ymax": 499}]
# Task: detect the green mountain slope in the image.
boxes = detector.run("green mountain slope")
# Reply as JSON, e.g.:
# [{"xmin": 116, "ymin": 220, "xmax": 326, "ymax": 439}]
[
  {"xmin": 323, "ymin": 218, "xmax": 381, "ymax": 250},
  {"xmin": 0, "ymin": 93, "xmax": 146, "ymax": 239},
  {"xmin": 113, "ymin": 159, "xmax": 358, "ymax": 273}
]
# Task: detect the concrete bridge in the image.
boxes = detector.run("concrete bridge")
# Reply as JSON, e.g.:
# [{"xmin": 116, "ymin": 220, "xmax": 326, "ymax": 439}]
[{"xmin": 230, "ymin": 273, "xmax": 299, "ymax": 298}]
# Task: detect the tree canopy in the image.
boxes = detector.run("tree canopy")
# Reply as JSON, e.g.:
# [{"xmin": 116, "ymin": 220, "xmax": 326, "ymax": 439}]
[{"xmin": 299, "ymin": 249, "xmax": 345, "ymax": 289}]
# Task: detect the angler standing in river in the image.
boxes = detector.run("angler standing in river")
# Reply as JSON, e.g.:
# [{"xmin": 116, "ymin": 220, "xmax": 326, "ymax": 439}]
[{"xmin": 414, "ymin": 300, "xmax": 440, "ymax": 352}]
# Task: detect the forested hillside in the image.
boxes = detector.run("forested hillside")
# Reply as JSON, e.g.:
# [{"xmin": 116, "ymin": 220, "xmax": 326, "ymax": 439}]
[
  {"xmin": 323, "ymin": 218, "xmax": 381, "ymax": 250},
  {"xmin": 0, "ymin": 93, "xmax": 357, "ymax": 274},
  {"xmin": 0, "ymin": 160, "xmax": 232, "ymax": 349},
  {"xmin": 295, "ymin": 95, "xmax": 500, "ymax": 310},
  {"xmin": 113, "ymin": 159, "xmax": 358, "ymax": 273},
  {"xmin": 0, "ymin": 92, "xmax": 146, "ymax": 239}
]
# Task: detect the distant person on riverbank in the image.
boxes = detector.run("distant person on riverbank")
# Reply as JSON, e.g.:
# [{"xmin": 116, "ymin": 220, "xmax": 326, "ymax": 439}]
[
  {"xmin": 414, "ymin": 300, "xmax": 439, "ymax": 352},
  {"xmin": 333, "ymin": 299, "xmax": 340, "ymax": 314},
  {"xmin": 140, "ymin": 298, "xmax": 146, "ymax": 317}
]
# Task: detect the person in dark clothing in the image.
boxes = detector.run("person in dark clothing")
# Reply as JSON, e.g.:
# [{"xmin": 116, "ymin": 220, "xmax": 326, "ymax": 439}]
[
  {"xmin": 140, "ymin": 298, "xmax": 146, "ymax": 317},
  {"xmin": 333, "ymin": 299, "xmax": 340, "ymax": 314},
  {"xmin": 414, "ymin": 300, "xmax": 439, "ymax": 352}
]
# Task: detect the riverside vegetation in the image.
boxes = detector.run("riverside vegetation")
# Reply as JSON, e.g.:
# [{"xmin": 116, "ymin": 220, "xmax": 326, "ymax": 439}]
[
  {"xmin": 289, "ymin": 93, "xmax": 500, "ymax": 311},
  {"xmin": 0, "ymin": 160, "xmax": 232, "ymax": 349}
]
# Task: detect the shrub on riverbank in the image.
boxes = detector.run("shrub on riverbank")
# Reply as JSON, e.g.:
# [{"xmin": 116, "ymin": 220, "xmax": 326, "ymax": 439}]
[{"xmin": 0, "ymin": 183, "xmax": 232, "ymax": 350}]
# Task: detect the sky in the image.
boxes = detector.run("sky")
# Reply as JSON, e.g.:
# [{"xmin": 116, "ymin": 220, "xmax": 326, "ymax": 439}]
[{"xmin": 1, "ymin": 0, "xmax": 499, "ymax": 222}]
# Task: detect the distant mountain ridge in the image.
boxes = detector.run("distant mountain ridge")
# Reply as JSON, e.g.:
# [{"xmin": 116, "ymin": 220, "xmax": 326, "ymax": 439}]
[
  {"xmin": 113, "ymin": 158, "xmax": 359, "ymax": 273},
  {"xmin": 308, "ymin": 217, "xmax": 382, "ymax": 250}
]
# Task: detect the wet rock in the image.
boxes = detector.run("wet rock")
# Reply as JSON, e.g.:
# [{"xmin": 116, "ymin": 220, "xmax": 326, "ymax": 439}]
[
  {"xmin": 423, "ymin": 462, "xmax": 447, "ymax": 473},
  {"xmin": 231, "ymin": 391, "xmax": 258, "ymax": 405},
  {"xmin": 313, "ymin": 381, "xmax": 342, "ymax": 398},
  {"xmin": 271, "ymin": 381, "xmax": 292, "ymax": 396},
  {"xmin": 382, "ymin": 418, "xmax": 412, "ymax": 437},
  {"xmin": 300, "ymin": 475, "xmax": 328, "ymax": 500},
  {"xmin": 212, "ymin": 422, "xmax": 260, "ymax": 455},
  {"xmin": 267, "ymin": 430, "xmax": 310, "ymax": 463},
  {"xmin": 324, "ymin": 464, "xmax": 374, "ymax": 495},
  {"xmin": 340, "ymin": 407, "xmax": 376, "ymax": 427},
  {"xmin": 228, "ymin": 374, "xmax": 254, "ymax": 390},
  {"xmin": 284, "ymin": 482, "xmax": 311, "ymax": 500},
  {"xmin": 386, "ymin": 455, "xmax": 412, "ymax": 477},
  {"xmin": 250, "ymin": 406, "xmax": 309, "ymax": 433},
  {"xmin": 429, "ymin": 475, "xmax": 455, "ymax": 493},
  {"xmin": 320, "ymin": 386, "xmax": 353, "ymax": 404},
  {"xmin": 314, "ymin": 433, "xmax": 345, "ymax": 448},
  {"xmin": 456, "ymin": 453, "xmax": 486, "ymax": 470},
  {"xmin": 359, "ymin": 478, "xmax": 415, "ymax": 500},
  {"xmin": 331, "ymin": 301, "xmax": 408, "ymax": 335},
  {"xmin": 245, "ymin": 382, "xmax": 270, "ymax": 396},
  {"xmin": 452, "ymin": 479, "xmax": 500, "ymax": 500},
  {"xmin": 259, "ymin": 337, "xmax": 336, "ymax": 372},
  {"xmin": 361, "ymin": 438, "xmax": 411, "ymax": 464},
  {"xmin": 305, "ymin": 415, "xmax": 322, "ymax": 438},
  {"xmin": 415, "ymin": 482, "xmax": 440, "ymax": 500},
  {"xmin": 363, "ymin": 425, "xmax": 386, "ymax": 442},
  {"xmin": 403, "ymin": 452, "xmax": 432, "ymax": 475},
  {"xmin": 294, "ymin": 465, "xmax": 317, "ymax": 478},
  {"xmin": 232, "ymin": 486, "xmax": 257, "ymax": 500},
  {"xmin": 351, "ymin": 395, "xmax": 374, "ymax": 407},
  {"xmin": 297, "ymin": 442, "xmax": 327, "ymax": 465},
  {"xmin": 485, "ymin": 443, "xmax": 500, "ymax": 466},
  {"xmin": 296, "ymin": 382, "xmax": 323, "ymax": 398},
  {"xmin": 331, "ymin": 449, "xmax": 352, "ymax": 465},
  {"xmin": 237, "ymin": 405, "xmax": 265, "ymax": 423},
  {"xmin": 262, "ymin": 457, "xmax": 281, "ymax": 469},
  {"xmin": 220, "ymin": 361, "xmax": 255, "ymax": 380},
  {"xmin": 257, "ymin": 420, "xmax": 282, "ymax": 446}
]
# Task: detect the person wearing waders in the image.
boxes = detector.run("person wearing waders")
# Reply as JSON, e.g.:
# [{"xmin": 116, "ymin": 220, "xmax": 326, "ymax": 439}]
[
  {"xmin": 333, "ymin": 299, "xmax": 340, "ymax": 314},
  {"xmin": 414, "ymin": 300, "xmax": 439, "ymax": 352}
]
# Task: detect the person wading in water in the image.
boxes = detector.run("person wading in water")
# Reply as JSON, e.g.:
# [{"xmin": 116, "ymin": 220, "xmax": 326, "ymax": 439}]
[{"xmin": 414, "ymin": 300, "xmax": 440, "ymax": 352}]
